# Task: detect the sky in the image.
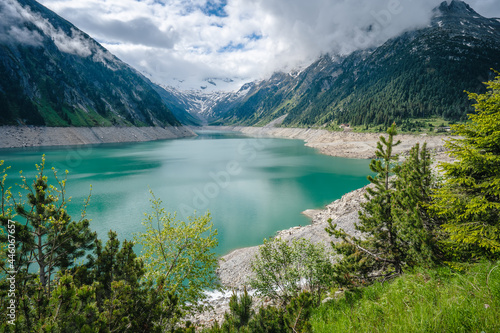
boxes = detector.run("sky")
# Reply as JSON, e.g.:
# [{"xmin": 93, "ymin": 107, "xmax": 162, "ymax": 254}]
[{"xmin": 29, "ymin": 0, "xmax": 500, "ymax": 91}]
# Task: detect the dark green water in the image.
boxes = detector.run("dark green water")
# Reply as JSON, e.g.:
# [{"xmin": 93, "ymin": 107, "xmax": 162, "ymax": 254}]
[{"xmin": 0, "ymin": 130, "xmax": 370, "ymax": 255}]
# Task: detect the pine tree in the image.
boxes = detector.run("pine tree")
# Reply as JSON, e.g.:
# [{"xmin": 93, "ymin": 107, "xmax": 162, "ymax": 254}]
[
  {"xmin": 0, "ymin": 156, "xmax": 96, "ymax": 310},
  {"xmin": 222, "ymin": 287, "xmax": 254, "ymax": 332},
  {"xmin": 327, "ymin": 123, "xmax": 403, "ymax": 284},
  {"xmin": 431, "ymin": 72, "xmax": 500, "ymax": 259},
  {"xmin": 392, "ymin": 143, "xmax": 441, "ymax": 266}
]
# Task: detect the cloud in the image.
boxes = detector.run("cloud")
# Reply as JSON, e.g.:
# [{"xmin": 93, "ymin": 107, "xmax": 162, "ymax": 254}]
[
  {"xmin": 0, "ymin": 0, "xmax": 123, "ymax": 69},
  {"xmin": 32, "ymin": 0, "xmax": 500, "ymax": 90},
  {"xmin": 0, "ymin": 0, "xmax": 93, "ymax": 56},
  {"xmin": 63, "ymin": 14, "xmax": 179, "ymax": 49},
  {"xmin": 0, "ymin": 0, "xmax": 43, "ymax": 46}
]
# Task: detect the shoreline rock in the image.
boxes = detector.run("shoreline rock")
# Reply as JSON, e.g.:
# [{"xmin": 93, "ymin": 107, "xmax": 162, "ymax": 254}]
[
  {"xmin": 203, "ymin": 125, "xmax": 454, "ymax": 162},
  {"xmin": 0, "ymin": 126, "xmax": 196, "ymax": 149}
]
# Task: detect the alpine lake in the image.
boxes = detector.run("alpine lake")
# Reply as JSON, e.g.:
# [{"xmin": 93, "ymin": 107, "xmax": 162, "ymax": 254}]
[{"xmin": 1, "ymin": 130, "xmax": 371, "ymax": 256}]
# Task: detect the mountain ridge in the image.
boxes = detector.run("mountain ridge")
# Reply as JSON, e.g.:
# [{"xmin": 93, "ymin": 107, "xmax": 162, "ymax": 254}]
[
  {"xmin": 167, "ymin": 0, "xmax": 500, "ymax": 129},
  {"xmin": 0, "ymin": 0, "xmax": 182, "ymax": 127}
]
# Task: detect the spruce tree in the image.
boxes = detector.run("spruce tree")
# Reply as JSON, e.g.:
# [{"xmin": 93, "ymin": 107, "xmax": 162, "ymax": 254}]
[
  {"xmin": 431, "ymin": 72, "xmax": 500, "ymax": 259},
  {"xmin": 327, "ymin": 124, "xmax": 405, "ymax": 284},
  {"xmin": 392, "ymin": 142, "xmax": 441, "ymax": 266}
]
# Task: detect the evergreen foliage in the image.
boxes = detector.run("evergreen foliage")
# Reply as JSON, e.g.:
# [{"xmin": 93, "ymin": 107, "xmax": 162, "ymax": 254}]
[
  {"xmin": 220, "ymin": 287, "xmax": 254, "ymax": 332},
  {"xmin": 327, "ymin": 124, "xmax": 441, "ymax": 285},
  {"xmin": 431, "ymin": 72, "xmax": 500, "ymax": 260},
  {"xmin": 0, "ymin": 159, "xmax": 191, "ymax": 332},
  {"xmin": 0, "ymin": 156, "xmax": 96, "ymax": 299},
  {"xmin": 392, "ymin": 143, "xmax": 442, "ymax": 267},
  {"xmin": 326, "ymin": 124, "xmax": 404, "ymax": 283}
]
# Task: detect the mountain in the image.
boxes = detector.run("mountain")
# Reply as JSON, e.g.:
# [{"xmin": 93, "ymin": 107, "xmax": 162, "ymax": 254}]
[
  {"xmin": 206, "ymin": 0, "xmax": 500, "ymax": 128},
  {"xmin": 0, "ymin": 0, "xmax": 180, "ymax": 127}
]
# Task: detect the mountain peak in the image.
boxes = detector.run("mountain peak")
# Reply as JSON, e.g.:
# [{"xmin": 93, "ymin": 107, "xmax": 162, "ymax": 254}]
[{"xmin": 437, "ymin": 1, "xmax": 479, "ymax": 17}]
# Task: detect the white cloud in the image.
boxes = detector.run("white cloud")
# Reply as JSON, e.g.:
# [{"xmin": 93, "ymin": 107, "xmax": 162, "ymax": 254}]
[{"xmin": 32, "ymin": 0, "xmax": 500, "ymax": 90}]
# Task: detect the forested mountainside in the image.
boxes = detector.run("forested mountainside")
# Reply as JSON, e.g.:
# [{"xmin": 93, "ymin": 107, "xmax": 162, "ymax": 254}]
[
  {"xmin": 206, "ymin": 0, "xmax": 500, "ymax": 128},
  {"xmin": 0, "ymin": 0, "xmax": 181, "ymax": 127}
]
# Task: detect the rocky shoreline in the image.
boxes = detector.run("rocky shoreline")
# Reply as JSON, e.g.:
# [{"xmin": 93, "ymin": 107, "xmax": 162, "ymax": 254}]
[
  {"xmin": 205, "ymin": 125, "xmax": 453, "ymax": 162},
  {"xmin": 0, "ymin": 126, "xmax": 196, "ymax": 148}
]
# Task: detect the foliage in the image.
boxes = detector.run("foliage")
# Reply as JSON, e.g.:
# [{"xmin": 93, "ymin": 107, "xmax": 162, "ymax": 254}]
[
  {"xmin": 0, "ymin": 159, "xmax": 184, "ymax": 332},
  {"xmin": 135, "ymin": 190, "xmax": 220, "ymax": 307},
  {"xmin": 311, "ymin": 261, "xmax": 500, "ymax": 332},
  {"xmin": 431, "ymin": 72, "xmax": 500, "ymax": 260},
  {"xmin": 283, "ymin": 291, "xmax": 313, "ymax": 333},
  {"xmin": 250, "ymin": 237, "xmax": 333, "ymax": 306},
  {"xmin": 220, "ymin": 287, "xmax": 254, "ymax": 332},
  {"xmin": 327, "ymin": 125, "xmax": 441, "ymax": 286},
  {"xmin": 247, "ymin": 306, "xmax": 287, "ymax": 333},
  {"xmin": 392, "ymin": 142, "xmax": 442, "ymax": 266},
  {"xmin": 327, "ymin": 124, "xmax": 403, "ymax": 284},
  {"xmin": 205, "ymin": 291, "xmax": 316, "ymax": 333},
  {"xmin": 0, "ymin": 156, "xmax": 96, "ymax": 301}
]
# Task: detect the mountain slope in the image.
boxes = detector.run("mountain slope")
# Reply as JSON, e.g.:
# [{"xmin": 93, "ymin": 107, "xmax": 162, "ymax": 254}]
[
  {"xmin": 213, "ymin": 0, "xmax": 500, "ymax": 128},
  {"xmin": 0, "ymin": 0, "xmax": 180, "ymax": 127}
]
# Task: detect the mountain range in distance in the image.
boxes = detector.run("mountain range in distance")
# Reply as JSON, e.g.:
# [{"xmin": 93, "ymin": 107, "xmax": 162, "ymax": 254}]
[{"xmin": 1, "ymin": 0, "xmax": 499, "ymax": 129}]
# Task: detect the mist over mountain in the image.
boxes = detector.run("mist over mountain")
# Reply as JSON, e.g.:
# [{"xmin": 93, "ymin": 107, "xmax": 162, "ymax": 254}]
[
  {"xmin": 178, "ymin": 0, "xmax": 500, "ymax": 128},
  {"xmin": 0, "ymin": 0, "xmax": 181, "ymax": 127}
]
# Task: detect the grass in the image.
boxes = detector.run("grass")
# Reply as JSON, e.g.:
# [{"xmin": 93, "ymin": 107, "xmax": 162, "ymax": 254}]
[{"xmin": 311, "ymin": 261, "xmax": 500, "ymax": 333}]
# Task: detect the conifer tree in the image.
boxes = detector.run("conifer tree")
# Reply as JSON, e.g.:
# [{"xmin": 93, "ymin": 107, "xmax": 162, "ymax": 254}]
[
  {"xmin": 431, "ymin": 72, "xmax": 500, "ymax": 259},
  {"xmin": 327, "ymin": 123, "xmax": 403, "ymax": 283},
  {"xmin": 327, "ymin": 126, "xmax": 442, "ymax": 284},
  {"xmin": 392, "ymin": 142, "xmax": 441, "ymax": 266},
  {"xmin": 222, "ymin": 287, "xmax": 254, "ymax": 332},
  {"xmin": 15, "ymin": 157, "xmax": 96, "ymax": 294}
]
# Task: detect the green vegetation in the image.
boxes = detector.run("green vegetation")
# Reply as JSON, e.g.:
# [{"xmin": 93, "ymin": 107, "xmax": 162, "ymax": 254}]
[
  {"xmin": 135, "ymin": 191, "xmax": 219, "ymax": 308},
  {"xmin": 325, "ymin": 117, "xmax": 458, "ymax": 134},
  {"xmin": 430, "ymin": 72, "xmax": 500, "ymax": 261},
  {"xmin": 250, "ymin": 238, "xmax": 333, "ymax": 306},
  {"xmin": 311, "ymin": 262, "xmax": 500, "ymax": 332},
  {"xmin": 0, "ymin": 158, "xmax": 216, "ymax": 332},
  {"xmin": 1, "ymin": 73, "xmax": 499, "ymax": 332}
]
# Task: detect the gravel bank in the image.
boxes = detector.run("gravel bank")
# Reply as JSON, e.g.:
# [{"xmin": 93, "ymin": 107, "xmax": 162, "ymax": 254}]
[
  {"xmin": 206, "ymin": 126, "xmax": 453, "ymax": 162},
  {"xmin": 217, "ymin": 184, "xmax": 370, "ymax": 290},
  {"xmin": 0, "ymin": 126, "xmax": 195, "ymax": 148}
]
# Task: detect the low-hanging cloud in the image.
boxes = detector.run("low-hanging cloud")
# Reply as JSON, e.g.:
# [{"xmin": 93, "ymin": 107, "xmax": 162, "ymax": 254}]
[
  {"xmin": 0, "ymin": 0, "xmax": 43, "ymax": 46},
  {"xmin": 0, "ymin": 0, "xmax": 122, "ymax": 69},
  {"xmin": 26, "ymin": 0, "xmax": 500, "ymax": 90}
]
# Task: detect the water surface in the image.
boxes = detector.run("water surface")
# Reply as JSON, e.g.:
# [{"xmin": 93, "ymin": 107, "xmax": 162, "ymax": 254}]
[{"xmin": 1, "ymin": 130, "xmax": 370, "ymax": 255}]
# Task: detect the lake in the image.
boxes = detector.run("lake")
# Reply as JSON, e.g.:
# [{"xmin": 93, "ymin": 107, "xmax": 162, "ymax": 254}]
[{"xmin": 0, "ymin": 130, "xmax": 371, "ymax": 255}]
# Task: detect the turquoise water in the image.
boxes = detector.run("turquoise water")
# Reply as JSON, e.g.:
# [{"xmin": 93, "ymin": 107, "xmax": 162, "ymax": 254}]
[{"xmin": 0, "ymin": 130, "xmax": 370, "ymax": 255}]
